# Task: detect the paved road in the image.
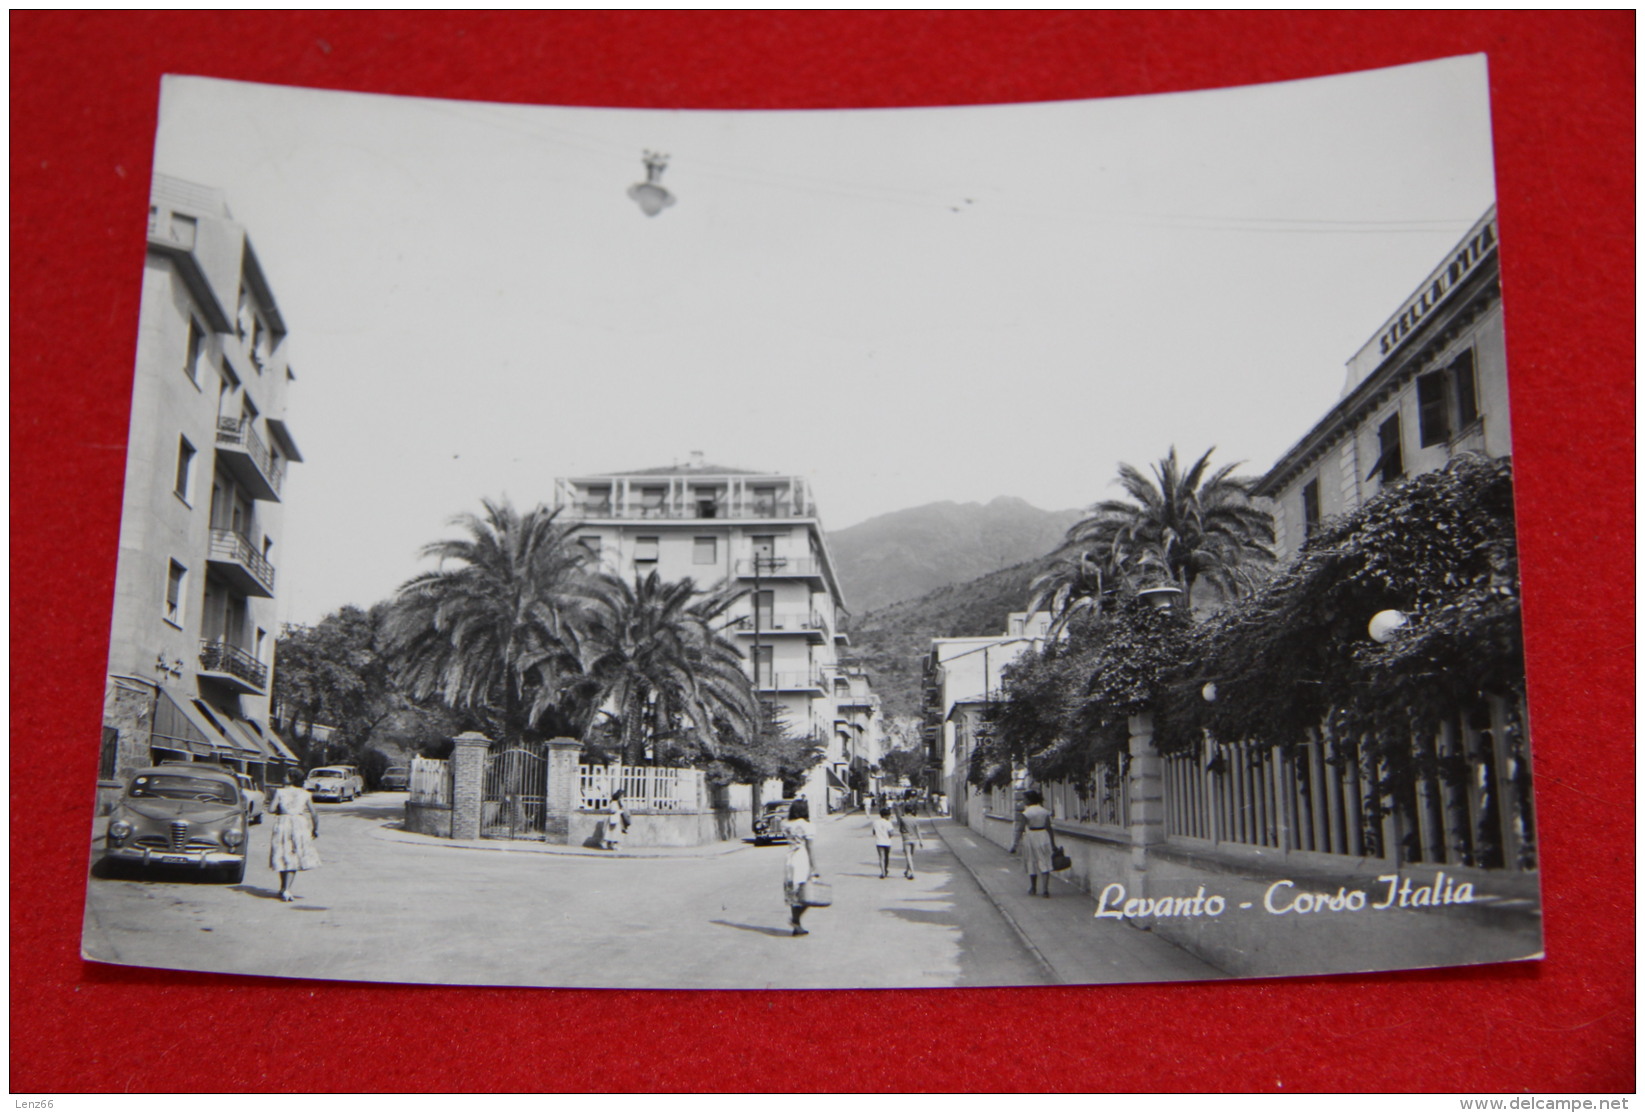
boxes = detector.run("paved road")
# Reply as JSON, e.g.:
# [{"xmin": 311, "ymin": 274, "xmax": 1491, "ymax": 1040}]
[{"xmin": 82, "ymin": 800, "xmax": 1048, "ymax": 989}]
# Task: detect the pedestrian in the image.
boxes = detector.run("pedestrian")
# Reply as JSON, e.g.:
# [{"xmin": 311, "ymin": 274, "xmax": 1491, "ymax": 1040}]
[
  {"xmin": 871, "ymin": 806, "xmax": 896, "ymax": 879},
  {"xmin": 895, "ymin": 803, "xmax": 924, "ymax": 879},
  {"xmin": 603, "ymin": 789, "xmax": 630, "ymax": 851},
  {"xmin": 782, "ymin": 798, "xmax": 821, "ymax": 936},
  {"xmin": 1009, "ymin": 788, "xmax": 1056, "ymax": 898},
  {"xmin": 268, "ymin": 767, "xmax": 320, "ymax": 903}
]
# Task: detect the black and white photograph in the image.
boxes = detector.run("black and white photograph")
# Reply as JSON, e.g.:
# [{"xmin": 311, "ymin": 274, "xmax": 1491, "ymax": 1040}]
[{"xmin": 82, "ymin": 55, "xmax": 1540, "ymax": 991}]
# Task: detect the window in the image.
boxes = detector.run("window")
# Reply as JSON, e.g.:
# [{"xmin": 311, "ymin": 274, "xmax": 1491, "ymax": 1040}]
[
  {"xmin": 99, "ymin": 726, "xmax": 120, "ymax": 781},
  {"xmin": 583, "ymin": 486, "xmax": 611, "ymax": 514},
  {"xmin": 1452, "ymin": 349, "xmax": 1480, "ymax": 430},
  {"xmin": 693, "ymin": 487, "xmax": 720, "ymax": 518},
  {"xmin": 578, "ymin": 535, "xmax": 602, "ymax": 559},
  {"xmin": 753, "ymin": 590, "xmax": 774, "ymax": 628},
  {"xmin": 640, "ymin": 487, "xmax": 665, "ymax": 516},
  {"xmin": 255, "ymin": 627, "xmax": 267, "ymax": 661},
  {"xmin": 693, "ymin": 537, "xmax": 717, "ymax": 565},
  {"xmin": 753, "ymin": 646, "xmax": 774, "ymax": 687},
  {"xmin": 184, "ymin": 318, "xmax": 204, "ymax": 384},
  {"xmin": 1301, "ymin": 478, "xmax": 1321, "ymax": 537},
  {"xmin": 1368, "ymin": 414, "xmax": 1405, "ymax": 485},
  {"xmin": 173, "ymin": 436, "xmax": 196, "ymax": 502},
  {"xmin": 1417, "ymin": 370, "xmax": 1451, "ymax": 446},
  {"xmin": 752, "ymin": 486, "xmax": 777, "ymax": 515},
  {"xmin": 634, "ymin": 536, "xmax": 659, "ymax": 564},
  {"xmin": 751, "ymin": 535, "xmax": 775, "ymax": 560},
  {"xmin": 165, "ymin": 561, "xmax": 187, "ymax": 626}
]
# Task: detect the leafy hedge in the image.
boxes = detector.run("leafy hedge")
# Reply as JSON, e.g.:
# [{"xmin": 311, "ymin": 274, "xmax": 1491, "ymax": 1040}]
[{"xmin": 983, "ymin": 454, "xmax": 1523, "ymax": 786}]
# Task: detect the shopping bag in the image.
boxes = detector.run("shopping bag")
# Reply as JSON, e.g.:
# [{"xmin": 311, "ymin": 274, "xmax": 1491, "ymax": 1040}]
[
  {"xmin": 799, "ymin": 879, "xmax": 833, "ymax": 907},
  {"xmin": 1051, "ymin": 845, "xmax": 1072, "ymax": 872}
]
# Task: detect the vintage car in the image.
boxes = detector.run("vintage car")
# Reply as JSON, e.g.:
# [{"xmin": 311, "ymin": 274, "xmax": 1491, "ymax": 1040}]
[
  {"xmin": 103, "ymin": 764, "xmax": 249, "ymax": 882},
  {"xmin": 378, "ymin": 766, "xmax": 410, "ymax": 792},
  {"xmin": 234, "ymin": 772, "xmax": 265, "ymax": 824},
  {"xmin": 751, "ymin": 799, "xmax": 800, "ymax": 845},
  {"xmin": 304, "ymin": 765, "xmax": 362, "ymax": 802}
]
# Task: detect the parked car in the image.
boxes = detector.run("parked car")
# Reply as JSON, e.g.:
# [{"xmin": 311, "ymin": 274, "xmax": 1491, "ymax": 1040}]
[
  {"xmin": 234, "ymin": 772, "xmax": 264, "ymax": 824},
  {"xmin": 304, "ymin": 765, "xmax": 362, "ymax": 802},
  {"xmin": 379, "ymin": 766, "xmax": 410, "ymax": 792},
  {"xmin": 751, "ymin": 799, "xmax": 800, "ymax": 845},
  {"xmin": 103, "ymin": 764, "xmax": 249, "ymax": 882}
]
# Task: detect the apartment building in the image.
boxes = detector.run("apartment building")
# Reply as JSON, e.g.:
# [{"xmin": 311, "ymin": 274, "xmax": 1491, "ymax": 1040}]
[
  {"xmin": 100, "ymin": 175, "xmax": 303, "ymax": 805},
  {"xmin": 921, "ymin": 611, "xmax": 1051, "ymax": 821},
  {"xmin": 1254, "ymin": 206, "xmax": 1509, "ymax": 557},
  {"xmin": 552, "ymin": 454, "xmax": 871, "ymax": 809}
]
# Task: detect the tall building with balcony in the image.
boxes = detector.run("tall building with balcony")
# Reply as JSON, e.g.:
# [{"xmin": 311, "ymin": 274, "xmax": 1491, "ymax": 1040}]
[
  {"xmin": 1254, "ymin": 206, "xmax": 1508, "ymax": 559},
  {"xmin": 100, "ymin": 175, "xmax": 303, "ymax": 804},
  {"xmin": 552, "ymin": 454, "xmax": 868, "ymax": 808}
]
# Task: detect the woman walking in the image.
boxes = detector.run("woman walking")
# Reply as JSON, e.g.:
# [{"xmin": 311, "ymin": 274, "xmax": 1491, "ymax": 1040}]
[
  {"xmin": 1010, "ymin": 789, "xmax": 1055, "ymax": 898},
  {"xmin": 602, "ymin": 789, "xmax": 630, "ymax": 851},
  {"xmin": 268, "ymin": 767, "xmax": 320, "ymax": 902},
  {"xmin": 782, "ymin": 799, "xmax": 821, "ymax": 936}
]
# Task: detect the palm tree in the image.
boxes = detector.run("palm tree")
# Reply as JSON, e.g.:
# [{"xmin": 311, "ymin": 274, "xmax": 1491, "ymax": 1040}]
[
  {"xmin": 383, "ymin": 499, "xmax": 594, "ymax": 744},
  {"xmin": 1065, "ymin": 447, "xmax": 1275, "ymax": 609},
  {"xmin": 578, "ymin": 570, "xmax": 758, "ymax": 766},
  {"xmin": 1026, "ymin": 548, "xmax": 1111, "ymax": 637}
]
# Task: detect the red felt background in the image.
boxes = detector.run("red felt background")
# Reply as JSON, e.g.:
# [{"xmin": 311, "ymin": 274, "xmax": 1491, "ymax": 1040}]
[{"xmin": 10, "ymin": 11, "xmax": 1634, "ymax": 1095}]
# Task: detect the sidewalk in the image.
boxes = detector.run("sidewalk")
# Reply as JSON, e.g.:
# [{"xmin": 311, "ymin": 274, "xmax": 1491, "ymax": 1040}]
[
  {"xmin": 933, "ymin": 818, "xmax": 1228, "ymax": 985},
  {"xmin": 372, "ymin": 823, "xmax": 756, "ymax": 859}
]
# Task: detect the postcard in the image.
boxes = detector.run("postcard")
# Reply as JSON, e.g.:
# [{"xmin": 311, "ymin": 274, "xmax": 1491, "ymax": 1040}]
[{"xmin": 83, "ymin": 57, "xmax": 1540, "ymax": 989}]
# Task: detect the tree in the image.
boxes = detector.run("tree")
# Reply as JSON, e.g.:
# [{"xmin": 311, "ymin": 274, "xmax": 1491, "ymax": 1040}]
[
  {"xmin": 878, "ymin": 742, "xmax": 927, "ymax": 785},
  {"xmin": 273, "ymin": 605, "xmax": 395, "ymax": 765},
  {"xmin": 706, "ymin": 700, "xmax": 825, "ymax": 792},
  {"xmin": 1064, "ymin": 447, "xmax": 1275, "ymax": 610},
  {"xmin": 1026, "ymin": 548, "xmax": 1110, "ymax": 636},
  {"xmin": 383, "ymin": 499, "xmax": 594, "ymax": 745},
  {"xmin": 576, "ymin": 570, "xmax": 758, "ymax": 765}
]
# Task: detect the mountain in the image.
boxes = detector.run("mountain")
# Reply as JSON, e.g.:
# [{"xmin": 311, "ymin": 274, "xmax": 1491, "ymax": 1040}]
[
  {"xmin": 827, "ymin": 496, "xmax": 1082, "ymax": 616},
  {"xmin": 842, "ymin": 555, "xmax": 1060, "ymax": 721}
]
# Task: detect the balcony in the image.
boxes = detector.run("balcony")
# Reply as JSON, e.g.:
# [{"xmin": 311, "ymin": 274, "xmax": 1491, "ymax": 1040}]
[
  {"xmin": 197, "ymin": 639, "xmax": 268, "ymax": 694},
  {"xmin": 754, "ymin": 669, "xmax": 827, "ymax": 695},
  {"xmin": 206, "ymin": 529, "xmax": 275, "ymax": 597},
  {"xmin": 565, "ymin": 498, "xmax": 820, "ymax": 521},
  {"xmin": 731, "ymin": 612, "xmax": 828, "ymax": 641},
  {"xmin": 735, "ymin": 557, "xmax": 825, "ymax": 583},
  {"xmin": 215, "ymin": 417, "xmax": 285, "ymax": 501}
]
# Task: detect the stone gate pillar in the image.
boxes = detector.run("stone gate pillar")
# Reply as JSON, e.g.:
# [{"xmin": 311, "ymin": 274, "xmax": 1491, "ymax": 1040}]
[
  {"xmin": 450, "ymin": 731, "xmax": 491, "ymax": 840},
  {"xmin": 543, "ymin": 737, "xmax": 582, "ymax": 845},
  {"xmin": 1127, "ymin": 710, "xmax": 1166, "ymax": 890}
]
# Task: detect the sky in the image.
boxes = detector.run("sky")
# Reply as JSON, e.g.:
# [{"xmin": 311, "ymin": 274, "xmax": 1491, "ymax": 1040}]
[{"xmin": 147, "ymin": 56, "xmax": 1498, "ymax": 626}]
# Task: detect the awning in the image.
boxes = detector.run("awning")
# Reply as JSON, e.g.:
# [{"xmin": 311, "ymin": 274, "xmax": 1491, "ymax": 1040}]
[
  {"xmin": 150, "ymin": 689, "xmax": 223, "ymax": 757},
  {"xmin": 254, "ymin": 724, "xmax": 301, "ymax": 764},
  {"xmin": 826, "ymin": 766, "xmax": 850, "ymax": 791},
  {"xmin": 188, "ymin": 699, "xmax": 262, "ymax": 760},
  {"xmin": 216, "ymin": 714, "xmax": 274, "ymax": 762}
]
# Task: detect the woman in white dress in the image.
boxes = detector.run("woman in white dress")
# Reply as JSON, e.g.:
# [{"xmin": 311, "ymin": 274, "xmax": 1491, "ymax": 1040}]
[
  {"xmin": 603, "ymin": 789, "xmax": 630, "ymax": 851},
  {"xmin": 781, "ymin": 798, "xmax": 821, "ymax": 936},
  {"xmin": 1010, "ymin": 788, "xmax": 1055, "ymax": 898},
  {"xmin": 268, "ymin": 767, "xmax": 320, "ymax": 902}
]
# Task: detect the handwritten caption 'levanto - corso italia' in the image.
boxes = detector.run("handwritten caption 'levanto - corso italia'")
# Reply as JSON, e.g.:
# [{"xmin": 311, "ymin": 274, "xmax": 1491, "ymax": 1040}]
[{"xmin": 1095, "ymin": 872, "xmax": 1476, "ymax": 920}]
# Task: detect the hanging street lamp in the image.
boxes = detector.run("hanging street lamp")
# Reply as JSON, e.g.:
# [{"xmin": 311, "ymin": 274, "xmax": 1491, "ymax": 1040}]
[{"xmin": 628, "ymin": 150, "xmax": 675, "ymax": 217}]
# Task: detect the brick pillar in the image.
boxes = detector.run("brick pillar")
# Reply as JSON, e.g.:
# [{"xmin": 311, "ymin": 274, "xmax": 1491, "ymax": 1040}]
[
  {"xmin": 449, "ymin": 731, "xmax": 491, "ymax": 840},
  {"xmin": 1127, "ymin": 710, "xmax": 1165, "ymax": 889},
  {"xmin": 543, "ymin": 737, "xmax": 582, "ymax": 845}
]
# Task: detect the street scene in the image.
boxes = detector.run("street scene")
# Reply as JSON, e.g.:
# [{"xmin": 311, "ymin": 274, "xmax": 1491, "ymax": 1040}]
[
  {"xmin": 88, "ymin": 793, "xmax": 1216, "ymax": 989},
  {"xmin": 84, "ymin": 57, "xmax": 1540, "ymax": 992}
]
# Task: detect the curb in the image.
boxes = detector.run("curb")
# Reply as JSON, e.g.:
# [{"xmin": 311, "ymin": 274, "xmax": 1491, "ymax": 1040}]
[
  {"xmin": 370, "ymin": 823, "xmax": 756, "ymax": 860},
  {"xmin": 931, "ymin": 820, "xmax": 1063, "ymax": 985}
]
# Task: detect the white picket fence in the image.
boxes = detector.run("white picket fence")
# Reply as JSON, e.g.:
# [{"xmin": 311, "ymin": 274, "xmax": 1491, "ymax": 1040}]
[{"xmin": 578, "ymin": 764, "xmax": 705, "ymax": 813}]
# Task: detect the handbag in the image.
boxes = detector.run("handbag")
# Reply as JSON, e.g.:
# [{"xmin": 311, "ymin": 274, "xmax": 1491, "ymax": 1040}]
[
  {"xmin": 798, "ymin": 879, "xmax": 833, "ymax": 907},
  {"xmin": 1050, "ymin": 843, "xmax": 1072, "ymax": 872}
]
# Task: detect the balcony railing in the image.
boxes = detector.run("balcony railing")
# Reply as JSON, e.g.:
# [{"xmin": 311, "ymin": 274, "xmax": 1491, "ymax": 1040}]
[
  {"xmin": 207, "ymin": 529, "xmax": 275, "ymax": 596},
  {"xmin": 735, "ymin": 557, "xmax": 823, "ymax": 579},
  {"xmin": 568, "ymin": 499, "xmax": 818, "ymax": 521},
  {"xmin": 197, "ymin": 639, "xmax": 269, "ymax": 691},
  {"xmin": 215, "ymin": 417, "xmax": 285, "ymax": 500},
  {"xmin": 756, "ymin": 669, "xmax": 828, "ymax": 693},
  {"xmin": 731, "ymin": 611, "xmax": 827, "ymax": 636}
]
